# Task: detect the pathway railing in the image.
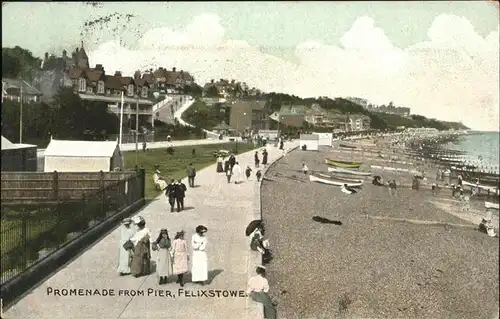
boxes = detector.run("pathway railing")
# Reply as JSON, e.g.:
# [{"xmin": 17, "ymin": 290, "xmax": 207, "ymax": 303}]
[{"xmin": 0, "ymin": 170, "xmax": 145, "ymax": 285}]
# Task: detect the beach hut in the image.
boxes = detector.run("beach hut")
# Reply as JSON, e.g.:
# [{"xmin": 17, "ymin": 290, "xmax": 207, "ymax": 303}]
[
  {"xmin": 44, "ymin": 139, "xmax": 123, "ymax": 172},
  {"xmin": 299, "ymin": 134, "xmax": 319, "ymax": 151},
  {"xmin": 1, "ymin": 136, "xmax": 38, "ymax": 171},
  {"xmin": 313, "ymin": 132, "xmax": 333, "ymax": 146}
]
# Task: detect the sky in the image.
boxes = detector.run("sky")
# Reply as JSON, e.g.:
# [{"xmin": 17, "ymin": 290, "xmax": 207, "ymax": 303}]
[{"xmin": 2, "ymin": 2, "xmax": 499, "ymax": 131}]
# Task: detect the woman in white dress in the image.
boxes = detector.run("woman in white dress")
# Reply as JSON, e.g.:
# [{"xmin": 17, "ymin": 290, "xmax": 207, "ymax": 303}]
[
  {"xmin": 152, "ymin": 229, "xmax": 173, "ymax": 285},
  {"xmin": 117, "ymin": 218, "xmax": 136, "ymax": 275},
  {"xmin": 191, "ymin": 225, "xmax": 208, "ymax": 285},
  {"xmin": 232, "ymin": 162, "xmax": 242, "ymax": 184}
]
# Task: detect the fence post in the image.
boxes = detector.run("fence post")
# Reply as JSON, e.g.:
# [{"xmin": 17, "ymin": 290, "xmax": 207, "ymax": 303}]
[
  {"xmin": 139, "ymin": 169, "xmax": 146, "ymax": 199},
  {"xmin": 21, "ymin": 216, "xmax": 28, "ymax": 269},
  {"xmin": 99, "ymin": 170, "xmax": 105, "ymax": 216},
  {"xmin": 52, "ymin": 171, "xmax": 59, "ymax": 201}
]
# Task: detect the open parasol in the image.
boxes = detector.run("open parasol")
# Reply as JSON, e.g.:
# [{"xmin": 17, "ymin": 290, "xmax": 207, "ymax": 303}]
[{"xmin": 246, "ymin": 219, "xmax": 263, "ymax": 236}]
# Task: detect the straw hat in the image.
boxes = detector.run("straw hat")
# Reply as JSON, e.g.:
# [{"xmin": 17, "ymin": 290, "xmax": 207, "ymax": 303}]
[{"xmin": 122, "ymin": 218, "xmax": 132, "ymax": 225}]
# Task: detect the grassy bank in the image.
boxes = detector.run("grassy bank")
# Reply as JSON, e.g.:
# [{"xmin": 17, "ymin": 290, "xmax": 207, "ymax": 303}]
[{"xmin": 123, "ymin": 142, "xmax": 256, "ymax": 200}]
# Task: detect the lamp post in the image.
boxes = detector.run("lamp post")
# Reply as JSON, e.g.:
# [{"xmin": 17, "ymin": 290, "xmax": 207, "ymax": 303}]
[{"xmin": 135, "ymin": 91, "xmax": 139, "ymax": 167}]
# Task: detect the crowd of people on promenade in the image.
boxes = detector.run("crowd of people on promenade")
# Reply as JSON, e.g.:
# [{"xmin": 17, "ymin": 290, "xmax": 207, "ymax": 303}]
[
  {"xmin": 141, "ymin": 139, "xmax": 289, "ymax": 318},
  {"xmin": 118, "ymin": 217, "xmax": 208, "ymax": 287}
]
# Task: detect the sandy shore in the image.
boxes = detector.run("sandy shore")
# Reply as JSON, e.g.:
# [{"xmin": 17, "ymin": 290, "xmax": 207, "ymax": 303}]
[{"xmin": 261, "ymin": 143, "xmax": 499, "ymax": 319}]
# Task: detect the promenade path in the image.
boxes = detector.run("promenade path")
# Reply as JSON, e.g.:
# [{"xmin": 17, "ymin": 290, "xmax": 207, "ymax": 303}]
[{"xmin": 5, "ymin": 141, "xmax": 297, "ymax": 319}]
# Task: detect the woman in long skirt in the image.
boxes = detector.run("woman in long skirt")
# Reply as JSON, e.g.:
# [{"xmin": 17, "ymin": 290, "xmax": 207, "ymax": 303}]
[
  {"xmin": 129, "ymin": 216, "xmax": 152, "ymax": 278},
  {"xmin": 191, "ymin": 225, "xmax": 208, "ymax": 285},
  {"xmin": 262, "ymin": 149, "xmax": 268, "ymax": 165},
  {"xmin": 172, "ymin": 230, "xmax": 189, "ymax": 287},
  {"xmin": 153, "ymin": 229, "xmax": 173, "ymax": 284},
  {"xmin": 216, "ymin": 156, "xmax": 224, "ymax": 173}
]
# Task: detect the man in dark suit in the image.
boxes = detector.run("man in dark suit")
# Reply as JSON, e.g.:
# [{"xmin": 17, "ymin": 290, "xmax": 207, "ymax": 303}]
[
  {"xmin": 165, "ymin": 179, "xmax": 176, "ymax": 213},
  {"xmin": 174, "ymin": 179, "xmax": 187, "ymax": 212},
  {"xmin": 186, "ymin": 163, "xmax": 196, "ymax": 187}
]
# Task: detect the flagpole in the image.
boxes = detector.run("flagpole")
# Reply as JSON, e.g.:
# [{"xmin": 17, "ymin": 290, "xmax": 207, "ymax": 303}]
[
  {"xmin": 19, "ymin": 84, "xmax": 23, "ymax": 143},
  {"xmin": 119, "ymin": 91, "xmax": 124, "ymax": 146}
]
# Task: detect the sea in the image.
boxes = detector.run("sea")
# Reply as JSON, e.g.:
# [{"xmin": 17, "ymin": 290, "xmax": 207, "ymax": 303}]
[{"xmin": 444, "ymin": 131, "xmax": 500, "ymax": 173}]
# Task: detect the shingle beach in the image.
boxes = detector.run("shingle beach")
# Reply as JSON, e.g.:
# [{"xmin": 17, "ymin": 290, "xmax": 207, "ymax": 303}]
[{"xmin": 261, "ymin": 143, "xmax": 499, "ymax": 319}]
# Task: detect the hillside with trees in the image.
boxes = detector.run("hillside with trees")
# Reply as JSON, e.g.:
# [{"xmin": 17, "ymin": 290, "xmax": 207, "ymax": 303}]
[
  {"xmin": 2, "ymin": 46, "xmax": 42, "ymax": 81},
  {"xmin": 3, "ymin": 44, "xmax": 468, "ymax": 143}
]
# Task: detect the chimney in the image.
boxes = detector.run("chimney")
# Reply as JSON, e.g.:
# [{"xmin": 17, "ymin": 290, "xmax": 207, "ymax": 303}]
[
  {"xmin": 45, "ymin": 52, "xmax": 49, "ymax": 59},
  {"xmin": 159, "ymin": 67, "xmax": 163, "ymax": 70},
  {"xmin": 172, "ymin": 67, "xmax": 176, "ymax": 72},
  {"xmin": 114, "ymin": 71, "xmax": 122, "ymax": 77},
  {"xmin": 62, "ymin": 50, "xmax": 67, "ymax": 58},
  {"xmin": 95, "ymin": 64, "xmax": 103, "ymax": 71},
  {"xmin": 76, "ymin": 47, "xmax": 79, "ymax": 53}
]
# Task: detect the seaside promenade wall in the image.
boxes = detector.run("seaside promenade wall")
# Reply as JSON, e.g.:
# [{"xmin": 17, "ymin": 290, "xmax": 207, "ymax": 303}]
[{"xmin": 246, "ymin": 142, "xmax": 300, "ymax": 318}]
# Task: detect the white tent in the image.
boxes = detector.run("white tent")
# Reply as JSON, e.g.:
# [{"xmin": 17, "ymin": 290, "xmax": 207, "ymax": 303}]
[
  {"xmin": 44, "ymin": 139, "xmax": 123, "ymax": 172},
  {"xmin": 299, "ymin": 134, "xmax": 319, "ymax": 151},
  {"xmin": 313, "ymin": 133, "xmax": 333, "ymax": 146}
]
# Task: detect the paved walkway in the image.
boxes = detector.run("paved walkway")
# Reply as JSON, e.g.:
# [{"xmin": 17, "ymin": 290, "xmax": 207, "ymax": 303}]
[{"xmin": 5, "ymin": 142, "xmax": 297, "ymax": 319}]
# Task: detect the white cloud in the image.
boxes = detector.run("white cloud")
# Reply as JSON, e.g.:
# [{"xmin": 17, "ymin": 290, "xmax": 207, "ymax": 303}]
[{"xmin": 88, "ymin": 13, "xmax": 499, "ymax": 131}]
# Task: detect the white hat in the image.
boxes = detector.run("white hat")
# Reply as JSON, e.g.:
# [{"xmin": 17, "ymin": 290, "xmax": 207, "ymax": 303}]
[
  {"xmin": 133, "ymin": 216, "xmax": 145, "ymax": 224},
  {"xmin": 256, "ymin": 265, "xmax": 266, "ymax": 270}
]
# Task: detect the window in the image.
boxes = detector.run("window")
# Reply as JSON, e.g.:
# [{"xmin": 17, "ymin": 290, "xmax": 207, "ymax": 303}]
[
  {"xmin": 97, "ymin": 81, "xmax": 105, "ymax": 94},
  {"xmin": 106, "ymin": 89, "xmax": 111, "ymax": 95},
  {"xmin": 141, "ymin": 86, "xmax": 148, "ymax": 97},
  {"xmin": 127, "ymin": 84, "xmax": 134, "ymax": 96},
  {"xmin": 78, "ymin": 78, "xmax": 86, "ymax": 92}
]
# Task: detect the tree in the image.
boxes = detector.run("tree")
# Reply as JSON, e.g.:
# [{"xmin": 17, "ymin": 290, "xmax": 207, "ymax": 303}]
[
  {"xmin": 183, "ymin": 83, "xmax": 203, "ymax": 97},
  {"xmin": 2, "ymin": 46, "xmax": 42, "ymax": 80},
  {"xmin": 204, "ymin": 86, "xmax": 220, "ymax": 98}
]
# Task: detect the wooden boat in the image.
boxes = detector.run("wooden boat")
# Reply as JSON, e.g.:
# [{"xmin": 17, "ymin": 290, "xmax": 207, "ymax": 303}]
[
  {"xmin": 318, "ymin": 173, "xmax": 363, "ymax": 183},
  {"xmin": 309, "ymin": 173, "xmax": 363, "ymax": 187},
  {"xmin": 325, "ymin": 158, "xmax": 362, "ymax": 168},
  {"xmin": 485, "ymin": 202, "xmax": 499, "ymax": 210},
  {"xmin": 339, "ymin": 143, "xmax": 357, "ymax": 149},
  {"xmin": 327, "ymin": 166, "xmax": 371, "ymax": 176}
]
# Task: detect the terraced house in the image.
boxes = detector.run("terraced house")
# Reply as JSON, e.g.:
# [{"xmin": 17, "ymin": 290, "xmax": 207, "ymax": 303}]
[
  {"xmin": 2, "ymin": 78, "xmax": 43, "ymax": 103},
  {"xmin": 271, "ymin": 104, "xmax": 307, "ymax": 128},
  {"xmin": 150, "ymin": 67, "xmax": 194, "ymax": 94}
]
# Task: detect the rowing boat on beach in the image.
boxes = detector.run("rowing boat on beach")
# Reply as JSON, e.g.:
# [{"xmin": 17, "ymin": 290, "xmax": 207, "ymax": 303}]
[
  {"xmin": 325, "ymin": 158, "xmax": 363, "ymax": 168},
  {"xmin": 485, "ymin": 201, "xmax": 499, "ymax": 210},
  {"xmin": 339, "ymin": 143, "xmax": 357, "ymax": 149},
  {"xmin": 327, "ymin": 166, "xmax": 372, "ymax": 176},
  {"xmin": 318, "ymin": 173, "xmax": 363, "ymax": 183},
  {"xmin": 370, "ymin": 165, "xmax": 420, "ymax": 175},
  {"xmin": 309, "ymin": 173, "xmax": 363, "ymax": 187}
]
